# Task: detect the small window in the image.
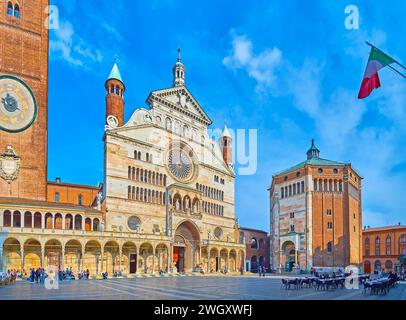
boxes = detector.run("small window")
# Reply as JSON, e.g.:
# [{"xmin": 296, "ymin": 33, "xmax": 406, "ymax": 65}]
[
  {"xmin": 7, "ymin": 2, "xmax": 13, "ymax": 15},
  {"xmin": 296, "ymin": 171, "xmax": 301, "ymax": 177},
  {"xmin": 327, "ymin": 222, "xmax": 333, "ymax": 229},
  {"xmin": 326, "ymin": 209, "xmax": 332, "ymax": 216},
  {"xmin": 78, "ymin": 194, "xmax": 83, "ymax": 206},
  {"xmin": 318, "ymin": 168, "xmax": 323, "ymax": 173},
  {"xmin": 290, "ymin": 212, "xmax": 295, "ymax": 219},
  {"xmin": 290, "ymin": 225, "xmax": 295, "ymax": 232},
  {"xmin": 14, "ymin": 4, "xmax": 20, "ymax": 18},
  {"xmin": 284, "ymin": 176, "xmax": 288, "ymax": 181},
  {"xmin": 55, "ymin": 192, "xmax": 60, "ymax": 203},
  {"xmin": 333, "ymin": 168, "xmax": 338, "ymax": 174},
  {"xmin": 327, "ymin": 241, "xmax": 332, "ymax": 253}
]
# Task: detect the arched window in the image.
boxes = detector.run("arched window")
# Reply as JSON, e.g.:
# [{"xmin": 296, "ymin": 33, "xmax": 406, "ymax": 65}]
[
  {"xmin": 93, "ymin": 218, "xmax": 100, "ymax": 231},
  {"xmin": 386, "ymin": 236, "xmax": 391, "ymax": 255},
  {"xmin": 54, "ymin": 213, "xmax": 63, "ymax": 230},
  {"xmin": 13, "ymin": 211, "xmax": 21, "ymax": 227},
  {"xmin": 251, "ymin": 237, "xmax": 258, "ymax": 249},
  {"xmin": 166, "ymin": 118, "xmax": 172, "ymax": 131},
  {"xmin": 24, "ymin": 212, "xmax": 32, "ymax": 228},
  {"xmin": 14, "ymin": 3, "xmax": 20, "ymax": 18},
  {"xmin": 34, "ymin": 212, "xmax": 42, "ymax": 229},
  {"xmin": 375, "ymin": 237, "xmax": 381, "ymax": 256},
  {"xmin": 65, "ymin": 214, "xmax": 73, "ymax": 230},
  {"xmin": 85, "ymin": 218, "xmax": 92, "ymax": 231},
  {"xmin": 7, "ymin": 2, "xmax": 13, "ymax": 15},
  {"xmin": 365, "ymin": 237, "xmax": 370, "ymax": 256},
  {"xmin": 74, "ymin": 215, "xmax": 82, "ymax": 230},
  {"xmin": 128, "ymin": 186, "xmax": 131, "ymax": 199},
  {"xmin": 3, "ymin": 210, "xmax": 12, "ymax": 227},
  {"xmin": 399, "ymin": 234, "xmax": 406, "ymax": 255},
  {"xmin": 78, "ymin": 194, "xmax": 83, "ymax": 206},
  {"xmin": 327, "ymin": 241, "xmax": 332, "ymax": 253},
  {"xmin": 45, "ymin": 213, "xmax": 53, "ymax": 229}
]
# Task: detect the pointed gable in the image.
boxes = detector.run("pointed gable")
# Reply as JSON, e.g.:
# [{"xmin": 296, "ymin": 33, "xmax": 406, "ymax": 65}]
[{"xmin": 146, "ymin": 86, "xmax": 212, "ymax": 126}]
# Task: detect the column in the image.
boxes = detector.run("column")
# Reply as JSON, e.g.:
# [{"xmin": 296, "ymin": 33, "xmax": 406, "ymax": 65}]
[
  {"xmin": 226, "ymin": 252, "xmax": 230, "ymax": 273},
  {"xmin": 52, "ymin": 215, "xmax": 55, "ymax": 229},
  {"xmin": 10, "ymin": 212, "xmax": 13, "ymax": 228},
  {"xmin": 81, "ymin": 217, "xmax": 85, "ymax": 231},
  {"xmin": 0, "ymin": 248, "xmax": 3, "ymax": 271},
  {"xmin": 119, "ymin": 248, "xmax": 122, "ymax": 273},
  {"xmin": 20, "ymin": 249, "xmax": 24, "ymax": 272},
  {"xmin": 152, "ymin": 248, "xmax": 156, "ymax": 275},
  {"xmin": 41, "ymin": 247, "xmax": 45, "ymax": 268},
  {"xmin": 217, "ymin": 251, "xmax": 220, "ymax": 272},
  {"xmin": 62, "ymin": 215, "xmax": 65, "ymax": 230},
  {"xmin": 0, "ymin": 210, "xmax": 3, "ymax": 226},
  {"xmin": 167, "ymin": 245, "xmax": 171, "ymax": 273},
  {"xmin": 61, "ymin": 246, "xmax": 65, "ymax": 270},
  {"xmin": 136, "ymin": 247, "xmax": 140, "ymax": 274},
  {"xmin": 207, "ymin": 248, "xmax": 210, "ymax": 273},
  {"xmin": 41, "ymin": 214, "xmax": 45, "ymax": 229},
  {"xmin": 100, "ymin": 248, "xmax": 104, "ymax": 274}
]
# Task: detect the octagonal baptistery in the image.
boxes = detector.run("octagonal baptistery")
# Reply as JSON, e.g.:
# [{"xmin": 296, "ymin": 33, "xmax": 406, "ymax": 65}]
[{"xmin": 103, "ymin": 51, "xmax": 245, "ymax": 274}]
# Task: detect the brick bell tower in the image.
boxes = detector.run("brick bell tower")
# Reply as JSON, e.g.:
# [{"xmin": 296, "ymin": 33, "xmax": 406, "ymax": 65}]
[
  {"xmin": 105, "ymin": 62, "xmax": 125, "ymax": 127},
  {"xmin": 0, "ymin": 0, "xmax": 49, "ymax": 200},
  {"xmin": 220, "ymin": 124, "xmax": 233, "ymax": 165}
]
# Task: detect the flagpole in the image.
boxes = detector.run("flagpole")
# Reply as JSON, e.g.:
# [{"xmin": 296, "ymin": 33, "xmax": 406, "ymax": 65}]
[
  {"xmin": 366, "ymin": 41, "xmax": 406, "ymax": 70},
  {"xmin": 387, "ymin": 64, "xmax": 406, "ymax": 79}
]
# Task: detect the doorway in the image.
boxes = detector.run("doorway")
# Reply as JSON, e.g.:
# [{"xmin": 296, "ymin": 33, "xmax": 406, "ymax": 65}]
[
  {"xmin": 173, "ymin": 247, "xmax": 185, "ymax": 272},
  {"xmin": 130, "ymin": 254, "xmax": 137, "ymax": 274}
]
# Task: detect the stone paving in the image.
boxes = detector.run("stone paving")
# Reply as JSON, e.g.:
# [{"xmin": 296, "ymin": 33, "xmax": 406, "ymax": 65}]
[{"xmin": 0, "ymin": 276, "xmax": 405, "ymax": 300}]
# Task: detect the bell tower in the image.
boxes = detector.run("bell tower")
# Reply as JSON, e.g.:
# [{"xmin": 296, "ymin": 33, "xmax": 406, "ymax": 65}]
[
  {"xmin": 172, "ymin": 49, "xmax": 185, "ymax": 87},
  {"xmin": 105, "ymin": 62, "xmax": 125, "ymax": 127},
  {"xmin": 220, "ymin": 124, "xmax": 233, "ymax": 165},
  {"xmin": 0, "ymin": 0, "xmax": 49, "ymax": 200}
]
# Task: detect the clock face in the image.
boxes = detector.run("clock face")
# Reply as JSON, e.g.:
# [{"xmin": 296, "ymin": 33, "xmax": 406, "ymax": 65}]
[{"xmin": 0, "ymin": 75, "xmax": 37, "ymax": 133}]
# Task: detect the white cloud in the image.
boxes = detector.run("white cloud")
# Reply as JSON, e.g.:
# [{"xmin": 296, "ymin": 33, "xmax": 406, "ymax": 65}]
[
  {"xmin": 223, "ymin": 34, "xmax": 282, "ymax": 92},
  {"xmin": 50, "ymin": 20, "xmax": 103, "ymax": 68}
]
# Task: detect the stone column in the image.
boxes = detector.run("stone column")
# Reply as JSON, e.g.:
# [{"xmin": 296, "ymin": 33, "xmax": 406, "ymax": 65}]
[
  {"xmin": 41, "ymin": 215, "xmax": 45, "ymax": 229},
  {"xmin": 20, "ymin": 249, "xmax": 24, "ymax": 272},
  {"xmin": 207, "ymin": 248, "xmax": 210, "ymax": 273},
  {"xmin": 81, "ymin": 217, "xmax": 85, "ymax": 231},
  {"xmin": 136, "ymin": 247, "xmax": 140, "ymax": 274},
  {"xmin": 0, "ymin": 248, "xmax": 3, "ymax": 271},
  {"xmin": 0, "ymin": 210, "xmax": 3, "ymax": 227},
  {"xmin": 152, "ymin": 248, "xmax": 156, "ymax": 275},
  {"xmin": 52, "ymin": 215, "xmax": 55, "ymax": 229},
  {"xmin": 217, "ymin": 251, "xmax": 220, "ymax": 272},
  {"xmin": 61, "ymin": 246, "xmax": 65, "ymax": 270},
  {"xmin": 62, "ymin": 215, "xmax": 65, "ymax": 230},
  {"xmin": 119, "ymin": 249, "xmax": 122, "ymax": 273},
  {"xmin": 226, "ymin": 252, "xmax": 230, "ymax": 273},
  {"xmin": 167, "ymin": 246, "xmax": 171, "ymax": 273},
  {"xmin": 10, "ymin": 212, "xmax": 13, "ymax": 228},
  {"xmin": 100, "ymin": 248, "xmax": 104, "ymax": 274},
  {"xmin": 41, "ymin": 247, "xmax": 45, "ymax": 268}
]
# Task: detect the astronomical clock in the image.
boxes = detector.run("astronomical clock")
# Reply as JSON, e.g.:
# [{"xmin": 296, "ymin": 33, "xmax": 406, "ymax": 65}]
[{"xmin": 0, "ymin": 75, "xmax": 37, "ymax": 133}]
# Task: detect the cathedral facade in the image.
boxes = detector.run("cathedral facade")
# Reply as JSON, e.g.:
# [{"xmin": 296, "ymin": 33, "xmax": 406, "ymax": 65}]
[
  {"xmin": 269, "ymin": 141, "xmax": 363, "ymax": 272},
  {"xmin": 0, "ymin": 0, "xmax": 245, "ymax": 277}
]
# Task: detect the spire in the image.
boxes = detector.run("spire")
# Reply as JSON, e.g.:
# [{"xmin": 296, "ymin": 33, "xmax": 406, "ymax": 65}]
[
  {"xmin": 177, "ymin": 48, "xmax": 181, "ymax": 62},
  {"xmin": 173, "ymin": 48, "xmax": 186, "ymax": 87},
  {"xmin": 107, "ymin": 62, "xmax": 124, "ymax": 84},
  {"xmin": 307, "ymin": 139, "xmax": 320, "ymax": 160},
  {"xmin": 222, "ymin": 123, "xmax": 232, "ymax": 139}
]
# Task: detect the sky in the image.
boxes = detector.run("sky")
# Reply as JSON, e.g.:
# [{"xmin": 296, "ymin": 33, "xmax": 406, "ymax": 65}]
[{"xmin": 48, "ymin": 0, "xmax": 406, "ymax": 231}]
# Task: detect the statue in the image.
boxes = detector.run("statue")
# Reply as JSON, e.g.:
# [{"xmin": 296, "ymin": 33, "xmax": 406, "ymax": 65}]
[{"xmin": 96, "ymin": 192, "xmax": 102, "ymax": 211}]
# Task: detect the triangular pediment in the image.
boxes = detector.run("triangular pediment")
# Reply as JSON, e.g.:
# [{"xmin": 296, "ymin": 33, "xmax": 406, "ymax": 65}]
[{"xmin": 146, "ymin": 86, "xmax": 212, "ymax": 125}]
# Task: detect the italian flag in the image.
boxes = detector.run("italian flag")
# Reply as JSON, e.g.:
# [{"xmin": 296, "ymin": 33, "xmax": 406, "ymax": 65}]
[{"xmin": 358, "ymin": 47, "xmax": 395, "ymax": 99}]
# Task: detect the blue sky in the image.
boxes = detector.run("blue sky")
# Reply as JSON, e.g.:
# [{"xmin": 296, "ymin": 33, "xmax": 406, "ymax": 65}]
[{"xmin": 48, "ymin": 0, "xmax": 406, "ymax": 231}]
